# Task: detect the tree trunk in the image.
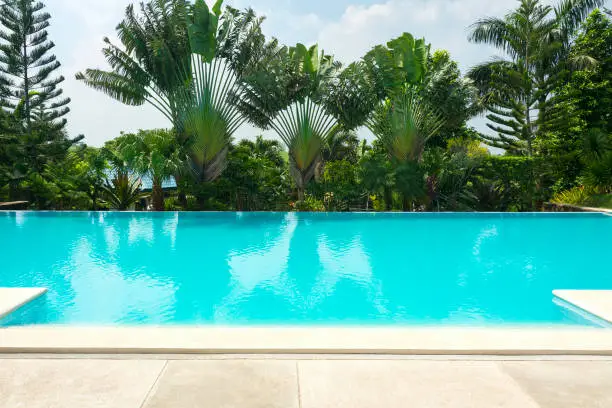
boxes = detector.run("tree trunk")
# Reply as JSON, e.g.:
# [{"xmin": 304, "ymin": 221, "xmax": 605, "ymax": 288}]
[
  {"xmin": 402, "ymin": 195, "xmax": 410, "ymax": 212},
  {"xmin": 174, "ymin": 175, "xmax": 188, "ymax": 209},
  {"xmin": 383, "ymin": 186, "xmax": 392, "ymax": 211},
  {"xmin": 152, "ymin": 178, "xmax": 164, "ymax": 211},
  {"xmin": 297, "ymin": 170, "xmax": 306, "ymax": 202},
  {"xmin": 23, "ymin": 33, "xmax": 31, "ymax": 134}
]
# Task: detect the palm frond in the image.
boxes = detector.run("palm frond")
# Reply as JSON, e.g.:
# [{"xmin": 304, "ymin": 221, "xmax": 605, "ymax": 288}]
[{"xmin": 367, "ymin": 88, "xmax": 445, "ymax": 162}]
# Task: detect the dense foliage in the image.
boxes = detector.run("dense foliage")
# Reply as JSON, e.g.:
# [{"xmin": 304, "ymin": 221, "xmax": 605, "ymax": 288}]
[{"xmin": 1, "ymin": 0, "xmax": 611, "ymax": 212}]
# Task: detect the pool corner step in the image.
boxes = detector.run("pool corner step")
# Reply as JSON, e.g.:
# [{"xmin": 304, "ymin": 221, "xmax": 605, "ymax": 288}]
[
  {"xmin": 0, "ymin": 288, "xmax": 47, "ymax": 321},
  {"xmin": 553, "ymin": 290, "xmax": 612, "ymax": 324}
]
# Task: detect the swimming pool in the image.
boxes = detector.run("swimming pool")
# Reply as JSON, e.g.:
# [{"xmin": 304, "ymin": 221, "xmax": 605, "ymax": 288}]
[{"xmin": 1, "ymin": 212, "xmax": 610, "ymax": 326}]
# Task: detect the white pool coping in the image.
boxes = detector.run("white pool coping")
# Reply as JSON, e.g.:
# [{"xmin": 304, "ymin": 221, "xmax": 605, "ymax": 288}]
[
  {"xmin": 0, "ymin": 288, "xmax": 47, "ymax": 320},
  {"xmin": 554, "ymin": 290, "xmax": 612, "ymax": 324},
  {"xmin": 1, "ymin": 326, "xmax": 612, "ymax": 355}
]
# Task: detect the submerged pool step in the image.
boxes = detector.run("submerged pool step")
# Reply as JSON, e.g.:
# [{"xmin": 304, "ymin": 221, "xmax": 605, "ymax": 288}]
[
  {"xmin": 0, "ymin": 288, "xmax": 47, "ymax": 320},
  {"xmin": 553, "ymin": 290, "xmax": 612, "ymax": 324}
]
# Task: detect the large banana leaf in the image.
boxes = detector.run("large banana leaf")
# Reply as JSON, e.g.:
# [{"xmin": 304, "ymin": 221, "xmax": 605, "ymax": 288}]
[
  {"xmin": 387, "ymin": 33, "xmax": 428, "ymax": 84},
  {"xmin": 365, "ymin": 32, "xmax": 429, "ymax": 93},
  {"xmin": 188, "ymin": 0, "xmax": 223, "ymax": 62}
]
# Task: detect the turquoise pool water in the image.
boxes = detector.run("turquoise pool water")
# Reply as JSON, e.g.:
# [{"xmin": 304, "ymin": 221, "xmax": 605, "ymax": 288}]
[{"xmin": 1, "ymin": 212, "xmax": 610, "ymax": 326}]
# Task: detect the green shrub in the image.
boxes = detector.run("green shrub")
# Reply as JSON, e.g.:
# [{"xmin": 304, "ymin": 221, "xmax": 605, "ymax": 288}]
[
  {"xmin": 293, "ymin": 195, "xmax": 326, "ymax": 212},
  {"xmin": 477, "ymin": 156, "xmax": 552, "ymax": 211},
  {"xmin": 551, "ymin": 186, "xmax": 595, "ymax": 205}
]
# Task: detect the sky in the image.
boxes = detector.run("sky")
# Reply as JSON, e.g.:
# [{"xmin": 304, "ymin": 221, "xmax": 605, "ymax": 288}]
[{"xmin": 45, "ymin": 0, "xmax": 610, "ymax": 147}]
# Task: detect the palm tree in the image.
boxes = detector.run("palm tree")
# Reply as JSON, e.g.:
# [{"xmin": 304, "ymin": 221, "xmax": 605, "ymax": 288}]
[
  {"xmin": 359, "ymin": 151, "xmax": 394, "ymax": 210},
  {"xmin": 76, "ymin": 0, "xmax": 191, "ymax": 125},
  {"xmin": 364, "ymin": 33, "xmax": 446, "ymax": 210},
  {"xmin": 117, "ymin": 129, "xmax": 186, "ymax": 211},
  {"xmin": 235, "ymin": 43, "xmax": 341, "ymax": 201},
  {"xmin": 322, "ymin": 130, "xmax": 360, "ymax": 164},
  {"xmin": 580, "ymin": 129, "xmax": 612, "ymax": 192},
  {"xmin": 102, "ymin": 171, "xmax": 146, "ymax": 211},
  {"xmin": 77, "ymin": 0, "xmax": 279, "ymax": 184},
  {"xmin": 367, "ymin": 90, "xmax": 444, "ymax": 164},
  {"xmin": 239, "ymin": 136, "xmax": 285, "ymax": 167},
  {"xmin": 468, "ymin": 0, "xmax": 604, "ymax": 155}
]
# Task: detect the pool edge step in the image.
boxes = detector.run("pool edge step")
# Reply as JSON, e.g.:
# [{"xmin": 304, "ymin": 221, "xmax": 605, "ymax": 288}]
[
  {"xmin": 553, "ymin": 290, "xmax": 612, "ymax": 324},
  {"xmin": 0, "ymin": 288, "xmax": 47, "ymax": 321},
  {"xmin": 1, "ymin": 326, "xmax": 612, "ymax": 356}
]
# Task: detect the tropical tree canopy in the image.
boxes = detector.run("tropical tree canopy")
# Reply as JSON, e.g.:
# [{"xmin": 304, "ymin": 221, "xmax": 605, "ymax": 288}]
[
  {"xmin": 77, "ymin": 0, "xmax": 281, "ymax": 183},
  {"xmin": 2, "ymin": 0, "xmax": 611, "ymax": 213},
  {"xmin": 116, "ymin": 129, "xmax": 186, "ymax": 211},
  {"xmin": 468, "ymin": 0, "xmax": 605, "ymax": 155},
  {"xmin": 235, "ymin": 42, "xmax": 341, "ymax": 199}
]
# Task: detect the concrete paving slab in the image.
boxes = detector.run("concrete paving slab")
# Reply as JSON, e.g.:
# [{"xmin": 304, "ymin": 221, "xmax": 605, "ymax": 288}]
[
  {"xmin": 297, "ymin": 360, "xmax": 539, "ymax": 408},
  {"xmin": 142, "ymin": 360, "xmax": 299, "ymax": 408},
  {"xmin": 500, "ymin": 361, "xmax": 612, "ymax": 408},
  {"xmin": 0, "ymin": 359, "xmax": 165, "ymax": 408}
]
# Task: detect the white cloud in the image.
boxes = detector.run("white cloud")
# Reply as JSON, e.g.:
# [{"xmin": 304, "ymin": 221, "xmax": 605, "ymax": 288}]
[
  {"xmin": 49, "ymin": 0, "xmax": 170, "ymax": 146},
  {"xmin": 318, "ymin": 0, "xmax": 516, "ymax": 68}
]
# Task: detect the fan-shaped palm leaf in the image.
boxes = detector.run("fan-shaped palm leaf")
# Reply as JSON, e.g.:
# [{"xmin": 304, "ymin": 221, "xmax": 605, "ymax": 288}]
[{"xmin": 367, "ymin": 88, "xmax": 445, "ymax": 163}]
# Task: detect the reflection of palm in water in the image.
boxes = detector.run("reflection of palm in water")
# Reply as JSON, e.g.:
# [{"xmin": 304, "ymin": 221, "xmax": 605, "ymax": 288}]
[
  {"xmin": 214, "ymin": 214, "xmax": 300, "ymax": 321},
  {"xmin": 314, "ymin": 237, "xmax": 389, "ymax": 315},
  {"xmin": 66, "ymin": 214, "xmax": 179, "ymax": 323},
  {"xmin": 216, "ymin": 214, "xmax": 385, "ymax": 321},
  {"xmin": 64, "ymin": 238, "xmax": 178, "ymax": 324}
]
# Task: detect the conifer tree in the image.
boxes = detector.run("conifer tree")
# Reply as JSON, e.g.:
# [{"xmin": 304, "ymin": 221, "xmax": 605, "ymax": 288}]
[{"xmin": 0, "ymin": 0, "xmax": 70, "ymax": 133}]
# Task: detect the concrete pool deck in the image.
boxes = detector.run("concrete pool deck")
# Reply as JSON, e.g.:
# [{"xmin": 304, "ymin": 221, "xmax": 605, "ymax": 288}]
[
  {"xmin": 1, "ymin": 355, "xmax": 612, "ymax": 407},
  {"xmin": 3, "ymin": 290, "xmax": 612, "ymax": 406}
]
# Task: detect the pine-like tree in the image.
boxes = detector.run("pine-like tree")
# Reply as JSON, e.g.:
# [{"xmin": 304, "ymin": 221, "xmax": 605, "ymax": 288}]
[
  {"xmin": 468, "ymin": 0, "xmax": 604, "ymax": 156},
  {"xmin": 0, "ymin": 0, "xmax": 70, "ymax": 133}
]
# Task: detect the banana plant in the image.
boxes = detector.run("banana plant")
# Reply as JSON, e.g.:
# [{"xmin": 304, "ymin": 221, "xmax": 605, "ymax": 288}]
[{"xmin": 365, "ymin": 33, "xmax": 429, "ymax": 93}]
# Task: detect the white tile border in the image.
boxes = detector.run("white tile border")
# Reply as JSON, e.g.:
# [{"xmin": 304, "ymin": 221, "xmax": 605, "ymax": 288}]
[
  {"xmin": 1, "ymin": 326, "xmax": 612, "ymax": 356},
  {"xmin": 0, "ymin": 288, "xmax": 47, "ymax": 320},
  {"xmin": 553, "ymin": 290, "xmax": 612, "ymax": 324}
]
